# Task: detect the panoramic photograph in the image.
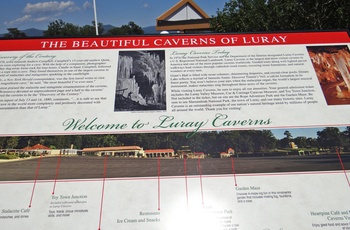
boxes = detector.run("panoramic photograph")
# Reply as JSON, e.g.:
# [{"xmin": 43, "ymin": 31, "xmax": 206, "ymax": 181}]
[{"xmin": 0, "ymin": 127, "xmax": 349, "ymax": 181}]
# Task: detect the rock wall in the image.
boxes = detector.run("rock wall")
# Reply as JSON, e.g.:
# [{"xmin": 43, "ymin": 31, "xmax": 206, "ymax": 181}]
[{"xmin": 117, "ymin": 52, "xmax": 166, "ymax": 106}]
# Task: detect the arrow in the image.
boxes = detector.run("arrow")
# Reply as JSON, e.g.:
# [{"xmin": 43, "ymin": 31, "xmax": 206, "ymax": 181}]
[
  {"xmin": 335, "ymin": 148, "xmax": 350, "ymax": 187},
  {"xmin": 231, "ymin": 157, "xmax": 238, "ymax": 186},
  {"xmin": 98, "ymin": 154, "xmax": 108, "ymax": 230},
  {"xmin": 52, "ymin": 153, "xmax": 62, "ymax": 194},
  {"xmin": 158, "ymin": 155, "xmax": 161, "ymax": 210},
  {"xmin": 29, "ymin": 154, "xmax": 43, "ymax": 208},
  {"xmin": 197, "ymin": 157, "xmax": 204, "ymax": 205}
]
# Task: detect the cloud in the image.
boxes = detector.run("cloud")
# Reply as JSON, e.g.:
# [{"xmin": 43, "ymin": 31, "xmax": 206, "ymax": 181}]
[
  {"xmin": 33, "ymin": 16, "xmax": 52, "ymax": 22},
  {"xmin": 23, "ymin": 1, "xmax": 79, "ymax": 14},
  {"xmin": 83, "ymin": 1, "xmax": 92, "ymax": 10},
  {"xmin": 5, "ymin": 15, "xmax": 32, "ymax": 26},
  {"xmin": 5, "ymin": 1, "xmax": 80, "ymax": 27},
  {"xmin": 143, "ymin": 3, "xmax": 150, "ymax": 8},
  {"xmin": 5, "ymin": 14, "xmax": 56, "ymax": 26}
]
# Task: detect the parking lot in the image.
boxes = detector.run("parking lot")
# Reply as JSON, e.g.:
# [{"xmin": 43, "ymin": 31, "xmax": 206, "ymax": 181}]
[{"xmin": 0, "ymin": 154, "xmax": 349, "ymax": 181}]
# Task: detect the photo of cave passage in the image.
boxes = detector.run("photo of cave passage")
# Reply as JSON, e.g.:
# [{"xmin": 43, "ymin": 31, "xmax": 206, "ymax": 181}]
[
  {"xmin": 307, "ymin": 45, "xmax": 350, "ymax": 105},
  {"xmin": 115, "ymin": 50, "xmax": 166, "ymax": 111}
]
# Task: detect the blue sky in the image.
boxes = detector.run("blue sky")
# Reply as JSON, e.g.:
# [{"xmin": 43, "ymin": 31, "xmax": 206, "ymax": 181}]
[{"xmin": 0, "ymin": 0, "xmax": 227, "ymax": 34}]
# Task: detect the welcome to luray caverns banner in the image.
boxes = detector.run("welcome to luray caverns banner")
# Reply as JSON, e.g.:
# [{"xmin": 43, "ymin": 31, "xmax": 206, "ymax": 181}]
[{"xmin": 0, "ymin": 31, "xmax": 350, "ymax": 230}]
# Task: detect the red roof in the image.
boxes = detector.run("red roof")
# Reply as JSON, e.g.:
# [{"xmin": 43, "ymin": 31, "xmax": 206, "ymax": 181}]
[
  {"xmin": 23, "ymin": 144, "xmax": 51, "ymax": 150},
  {"xmin": 82, "ymin": 146, "xmax": 142, "ymax": 152},
  {"xmin": 145, "ymin": 149, "xmax": 174, "ymax": 153}
]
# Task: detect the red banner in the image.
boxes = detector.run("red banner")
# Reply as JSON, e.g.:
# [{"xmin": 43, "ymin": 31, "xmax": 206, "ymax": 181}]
[{"xmin": 0, "ymin": 31, "xmax": 349, "ymax": 51}]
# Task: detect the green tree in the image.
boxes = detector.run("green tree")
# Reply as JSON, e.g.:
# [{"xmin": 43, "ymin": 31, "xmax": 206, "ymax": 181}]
[
  {"xmin": 292, "ymin": 136, "xmax": 318, "ymax": 149},
  {"xmin": 0, "ymin": 137, "xmax": 6, "ymax": 149},
  {"xmin": 276, "ymin": 130, "xmax": 293, "ymax": 148},
  {"xmin": 216, "ymin": 131, "xmax": 238, "ymax": 153},
  {"xmin": 71, "ymin": 135, "xmax": 83, "ymax": 149},
  {"xmin": 201, "ymin": 131, "xmax": 221, "ymax": 155},
  {"xmin": 3, "ymin": 28, "xmax": 27, "ymax": 38},
  {"xmin": 106, "ymin": 27, "xmax": 126, "ymax": 35},
  {"xmin": 81, "ymin": 135, "xmax": 103, "ymax": 148},
  {"xmin": 341, "ymin": 127, "xmax": 350, "ymax": 151},
  {"xmin": 236, "ymin": 133, "xmax": 255, "ymax": 153},
  {"xmin": 210, "ymin": 0, "xmax": 350, "ymax": 32},
  {"xmin": 120, "ymin": 21, "xmax": 144, "ymax": 35},
  {"xmin": 293, "ymin": 136, "xmax": 308, "ymax": 148},
  {"xmin": 252, "ymin": 130, "xmax": 277, "ymax": 151},
  {"xmin": 43, "ymin": 19, "xmax": 143, "ymax": 37},
  {"xmin": 317, "ymin": 127, "xmax": 346, "ymax": 150},
  {"xmin": 6, "ymin": 136, "xmax": 19, "ymax": 149},
  {"xmin": 214, "ymin": 0, "xmax": 271, "ymax": 32},
  {"xmin": 284, "ymin": 130, "xmax": 292, "ymax": 140},
  {"xmin": 107, "ymin": 21, "xmax": 143, "ymax": 35},
  {"xmin": 273, "ymin": 0, "xmax": 350, "ymax": 30},
  {"xmin": 43, "ymin": 19, "xmax": 80, "ymax": 37},
  {"xmin": 100, "ymin": 135, "xmax": 120, "ymax": 147},
  {"xmin": 80, "ymin": 21, "xmax": 104, "ymax": 36}
]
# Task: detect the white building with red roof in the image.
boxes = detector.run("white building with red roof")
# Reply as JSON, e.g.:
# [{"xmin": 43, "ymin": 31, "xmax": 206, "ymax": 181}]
[
  {"xmin": 22, "ymin": 144, "xmax": 51, "ymax": 155},
  {"xmin": 220, "ymin": 148, "xmax": 235, "ymax": 158},
  {"xmin": 82, "ymin": 146, "xmax": 144, "ymax": 158},
  {"xmin": 144, "ymin": 149, "xmax": 175, "ymax": 158},
  {"xmin": 194, "ymin": 152, "xmax": 205, "ymax": 158}
]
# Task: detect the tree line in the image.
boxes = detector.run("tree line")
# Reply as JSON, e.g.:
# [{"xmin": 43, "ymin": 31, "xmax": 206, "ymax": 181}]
[
  {"xmin": 210, "ymin": 0, "xmax": 349, "ymax": 32},
  {"xmin": 1, "ymin": 127, "xmax": 349, "ymax": 154},
  {"xmin": 3, "ymin": 0, "xmax": 349, "ymax": 38},
  {"xmin": 3, "ymin": 20, "xmax": 144, "ymax": 38}
]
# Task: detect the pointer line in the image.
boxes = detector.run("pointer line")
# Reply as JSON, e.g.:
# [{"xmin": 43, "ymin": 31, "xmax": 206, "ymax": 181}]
[
  {"xmin": 52, "ymin": 154, "xmax": 62, "ymax": 194},
  {"xmin": 335, "ymin": 148, "xmax": 350, "ymax": 187},
  {"xmin": 231, "ymin": 157, "xmax": 238, "ymax": 186},
  {"xmin": 29, "ymin": 154, "xmax": 43, "ymax": 208},
  {"xmin": 98, "ymin": 154, "xmax": 108, "ymax": 230}
]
